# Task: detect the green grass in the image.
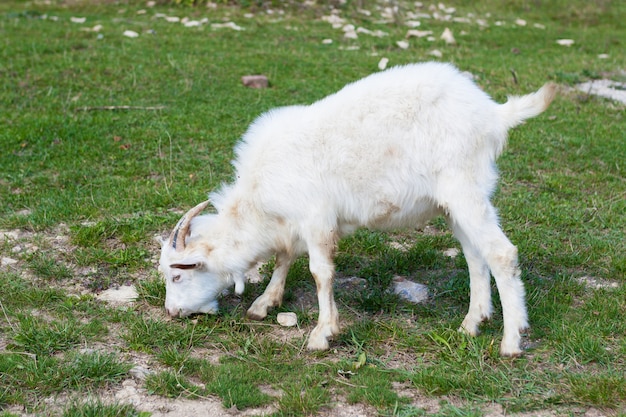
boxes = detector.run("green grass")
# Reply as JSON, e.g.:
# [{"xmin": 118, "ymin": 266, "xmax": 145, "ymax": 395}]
[
  {"xmin": 62, "ymin": 400, "xmax": 145, "ymax": 417},
  {"xmin": 1, "ymin": 0, "xmax": 625, "ymax": 416}
]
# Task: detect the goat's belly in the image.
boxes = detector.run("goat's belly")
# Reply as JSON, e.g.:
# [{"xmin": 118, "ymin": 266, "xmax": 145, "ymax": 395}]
[{"xmin": 362, "ymin": 199, "xmax": 442, "ymax": 231}]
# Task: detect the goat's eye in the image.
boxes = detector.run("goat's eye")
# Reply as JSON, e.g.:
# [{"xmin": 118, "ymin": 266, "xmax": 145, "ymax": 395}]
[{"xmin": 172, "ymin": 275, "xmax": 182, "ymax": 283}]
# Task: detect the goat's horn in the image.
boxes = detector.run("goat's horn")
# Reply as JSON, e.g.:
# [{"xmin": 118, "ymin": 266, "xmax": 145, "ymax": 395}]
[{"xmin": 168, "ymin": 200, "xmax": 210, "ymax": 251}]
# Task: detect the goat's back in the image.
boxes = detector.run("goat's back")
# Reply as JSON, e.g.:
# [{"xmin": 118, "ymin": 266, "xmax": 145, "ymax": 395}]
[{"xmin": 219, "ymin": 63, "xmax": 546, "ymax": 230}]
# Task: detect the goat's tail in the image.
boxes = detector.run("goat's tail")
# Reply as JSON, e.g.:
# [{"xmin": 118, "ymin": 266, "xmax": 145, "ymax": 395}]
[{"xmin": 498, "ymin": 83, "xmax": 557, "ymax": 129}]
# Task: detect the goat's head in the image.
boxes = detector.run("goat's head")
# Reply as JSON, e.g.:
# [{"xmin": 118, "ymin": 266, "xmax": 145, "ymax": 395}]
[{"xmin": 158, "ymin": 201, "xmax": 236, "ymax": 318}]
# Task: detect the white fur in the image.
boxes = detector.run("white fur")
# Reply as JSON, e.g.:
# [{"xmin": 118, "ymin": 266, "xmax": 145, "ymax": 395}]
[{"xmin": 159, "ymin": 62, "xmax": 556, "ymax": 356}]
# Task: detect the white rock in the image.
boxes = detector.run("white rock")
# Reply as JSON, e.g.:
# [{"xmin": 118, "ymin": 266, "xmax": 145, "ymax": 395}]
[
  {"xmin": 443, "ymin": 248, "xmax": 460, "ymax": 258},
  {"xmin": 321, "ymin": 14, "xmax": 345, "ymax": 29},
  {"xmin": 322, "ymin": 38, "xmax": 333, "ymax": 44},
  {"xmin": 597, "ymin": 53, "xmax": 609, "ymax": 59},
  {"xmin": 211, "ymin": 22, "xmax": 243, "ymax": 31},
  {"xmin": 1, "ymin": 257, "xmax": 18, "ymax": 267},
  {"xmin": 515, "ymin": 18, "xmax": 527, "ymax": 26},
  {"xmin": 440, "ymin": 27, "xmax": 455, "ymax": 44},
  {"xmin": 165, "ymin": 16, "xmax": 180, "ymax": 23},
  {"xmin": 70, "ymin": 17, "xmax": 86, "ymax": 23},
  {"xmin": 97, "ymin": 285, "xmax": 138, "ymax": 304},
  {"xmin": 356, "ymin": 28, "xmax": 387, "ymax": 37},
  {"xmin": 389, "ymin": 241, "xmax": 410, "ymax": 252},
  {"xmin": 378, "ymin": 57, "xmax": 389, "ymax": 70},
  {"xmin": 123, "ymin": 30, "xmax": 139, "ymax": 38},
  {"xmin": 129, "ymin": 365, "xmax": 153, "ymax": 380},
  {"xmin": 277, "ymin": 312, "xmax": 297, "ymax": 327},
  {"xmin": 556, "ymin": 39, "xmax": 575, "ymax": 46},
  {"xmin": 406, "ymin": 29, "xmax": 432, "ymax": 38},
  {"xmin": 396, "ymin": 40, "xmax": 410, "ymax": 49},
  {"xmin": 429, "ymin": 49, "xmax": 443, "ymax": 58},
  {"xmin": 533, "ymin": 23, "xmax": 546, "ymax": 29}
]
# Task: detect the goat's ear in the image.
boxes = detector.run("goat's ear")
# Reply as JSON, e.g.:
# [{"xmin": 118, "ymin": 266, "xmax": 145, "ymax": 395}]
[{"xmin": 170, "ymin": 262, "xmax": 202, "ymax": 270}]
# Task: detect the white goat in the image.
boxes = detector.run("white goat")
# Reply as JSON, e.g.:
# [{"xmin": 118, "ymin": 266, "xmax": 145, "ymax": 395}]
[{"xmin": 159, "ymin": 62, "xmax": 556, "ymax": 356}]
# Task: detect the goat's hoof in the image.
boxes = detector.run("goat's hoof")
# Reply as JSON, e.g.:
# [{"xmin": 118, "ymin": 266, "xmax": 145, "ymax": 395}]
[
  {"xmin": 307, "ymin": 327, "xmax": 331, "ymax": 351},
  {"xmin": 307, "ymin": 338, "xmax": 330, "ymax": 351},
  {"xmin": 458, "ymin": 325, "xmax": 479, "ymax": 337},
  {"xmin": 500, "ymin": 342, "xmax": 524, "ymax": 357},
  {"xmin": 500, "ymin": 348, "xmax": 524, "ymax": 358},
  {"xmin": 246, "ymin": 310, "xmax": 266, "ymax": 321}
]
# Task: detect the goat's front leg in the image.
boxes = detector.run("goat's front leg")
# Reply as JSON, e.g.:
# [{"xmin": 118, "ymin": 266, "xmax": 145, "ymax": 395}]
[
  {"xmin": 247, "ymin": 251, "xmax": 294, "ymax": 321},
  {"xmin": 306, "ymin": 233, "xmax": 340, "ymax": 351}
]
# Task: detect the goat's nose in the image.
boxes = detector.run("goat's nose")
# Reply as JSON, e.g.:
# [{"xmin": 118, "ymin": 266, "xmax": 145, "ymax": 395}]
[{"xmin": 165, "ymin": 307, "xmax": 178, "ymax": 318}]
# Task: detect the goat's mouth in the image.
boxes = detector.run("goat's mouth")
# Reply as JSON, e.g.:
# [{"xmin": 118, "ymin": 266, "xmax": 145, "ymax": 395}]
[{"xmin": 165, "ymin": 301, "xmax": 219, "ymax": 318}]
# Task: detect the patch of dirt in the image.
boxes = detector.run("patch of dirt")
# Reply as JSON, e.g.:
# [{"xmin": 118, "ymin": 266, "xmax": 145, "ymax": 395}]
[
  {"xmin": 113, "ymin": 379, "xmax": 278, "ymax": 417},
  {"xmin": 575, "ymin": 79, "xmax": 626, "ymax": 104},
  {"xmin": 576, "ymin": 275, "xmax": 621, "ymax": 290}
]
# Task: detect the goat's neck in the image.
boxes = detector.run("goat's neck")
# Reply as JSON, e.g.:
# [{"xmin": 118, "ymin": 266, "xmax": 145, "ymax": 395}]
[{"xmin": 215, "ymin": 202, "xmax": 284, "ymax": 272}]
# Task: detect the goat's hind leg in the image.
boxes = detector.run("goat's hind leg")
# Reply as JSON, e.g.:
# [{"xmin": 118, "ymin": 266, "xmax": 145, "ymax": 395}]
[
  {"xmin": 446, "ymin": 198, "xmax": 528, "ymax": 356},
  {"xmin": 247, "ymin": 251, "xmax": 294, "ymax": 321},
  {"xmin": 449, "ymin": 221, "xmax": 493, "ymax": 337}
]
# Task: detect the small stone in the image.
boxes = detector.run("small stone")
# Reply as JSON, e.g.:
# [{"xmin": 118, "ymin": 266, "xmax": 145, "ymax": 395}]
[
  {"xmin": 406, "ymin": 29, "xmax": 433, "ymax": 38},
  {"xmin": 242, "ymin": 75, "xmax": 269, "ymax": 89},
  {"xmin": 440, "ymin": 27, "xmax": 455, "ymax": 44},
  {"xmin": 429, "ymin": 49, "xmax": 443, "ymax": 58},
  {"xmin": 1, "ymin": 257, "xmax": 18, "ymax": 267},
  {"xmin": 556, "ymin": 39, "xmax": 574, "ymax": 46},
  {"xmin": 211, "ymin": 22, "xmax": 243, "ymax": 31},
  {"xmin": 277, "ymin": 312, "xmax": 297, "ymax": 327},
  {"xmin": 97, "ymin": 285, "xmax": 138, "ymax": 304},
  {"xmin": 129, "ymin": 365, "xmax": 153, "ymax": 380},
  {"xmin": 393, "ymin": 276, "xmax": 428, "ymax": 304},
  {"xmin": 123, "ymin": 30, "xmax": 139, "ymax": 38},
  {"xmin": 378, "ymin": 57, "xmax": 389, "ymax": 70},
  {"xmin": 396, "ymin": 40, "xmax": 410, "ymax": 49}
]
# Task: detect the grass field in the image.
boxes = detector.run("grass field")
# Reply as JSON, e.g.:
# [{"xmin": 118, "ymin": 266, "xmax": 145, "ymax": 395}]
[{"xmin": 1, "ymin": 0, "xmax": 625, "ymax": 416}]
